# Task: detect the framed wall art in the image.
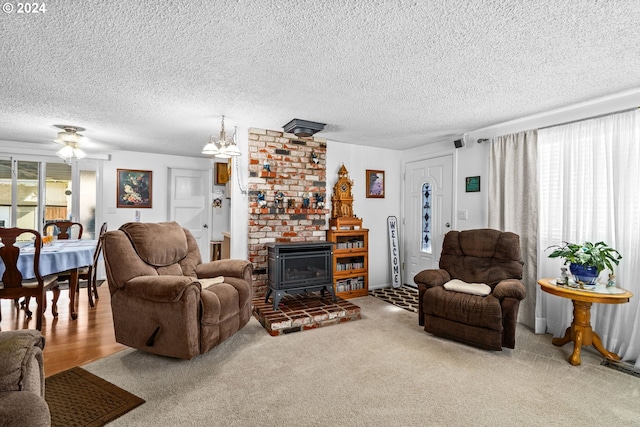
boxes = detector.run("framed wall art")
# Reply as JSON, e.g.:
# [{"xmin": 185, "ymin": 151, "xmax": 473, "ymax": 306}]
[
  {"xmin": 366, "ymin": 169, "xmax": 385, "ymax": 198},
  {"xmin": 117, "ymin": 169, "xmax": 152, "ymax": 208},
  {"xmin": 215, "ymin": 161, "xmax": 229, "ymax": 185},
  {"xmin": 465, "ymin": 176, "xmax": 481, "ymax": 192}
]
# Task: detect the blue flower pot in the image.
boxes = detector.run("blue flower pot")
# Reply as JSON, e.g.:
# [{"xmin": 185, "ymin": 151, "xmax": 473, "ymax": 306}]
[{"xmin": 570, "ymin": 263, "xmax": 599, "ymax": 285}]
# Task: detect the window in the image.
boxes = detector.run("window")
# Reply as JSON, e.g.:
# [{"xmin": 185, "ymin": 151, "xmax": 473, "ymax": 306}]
[
  {"xmin": 0, "ymin": 157, "xmax": 97, "ymax": 238},
  {"xmin": 421, "ymin": 182, "xmax": 432, "ymax": 253},
  {"xmin": 538, "ymin": 108, "xmax": 640, "ymax": 364}
]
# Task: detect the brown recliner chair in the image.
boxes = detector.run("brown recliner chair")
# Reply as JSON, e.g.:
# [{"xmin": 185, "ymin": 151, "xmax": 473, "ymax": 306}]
[
  {"xmin": 0, "ymin": 330, "xmax": 51, "ymax": 427},
  {"xmin": 101, "ymin": 221, "xmax": 253, "ymax": 359},
  {"xmin": 414, "ymin": 229, "xmax": 526, "ymax": 351}
]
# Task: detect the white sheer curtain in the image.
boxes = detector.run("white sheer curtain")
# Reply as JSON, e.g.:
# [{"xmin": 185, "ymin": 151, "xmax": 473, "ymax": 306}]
[
  {"xmin": 537, "ymin": 108, "xmax": 640, "ymax": 366},
  {"xmin": 488, "ymin": 130, "xmax": 538, "ymax": 329}
]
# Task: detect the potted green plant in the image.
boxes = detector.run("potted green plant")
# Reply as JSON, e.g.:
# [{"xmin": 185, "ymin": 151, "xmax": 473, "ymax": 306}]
[{"xmin": 547, "ymin": 241, "xmax": 622, "ymax": 284}]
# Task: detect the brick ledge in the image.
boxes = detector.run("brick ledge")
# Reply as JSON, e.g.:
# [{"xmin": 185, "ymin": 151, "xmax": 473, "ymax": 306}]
[{"xmin": 252, "ymin": 293, "xmax": 361, "ymax": 336}]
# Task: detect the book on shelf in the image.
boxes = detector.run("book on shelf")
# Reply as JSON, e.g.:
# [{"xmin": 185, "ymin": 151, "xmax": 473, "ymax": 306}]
[
  {"xmin": 336, "ymin": 261, "xmax": 364, "ymax": 271},
  {"xmin": 336, "ymin": 239, "xmax": 365, "ymax": 250},
  {"xmin": 335, "ymin": 276, "xmax": 365, "ymax": 292}
]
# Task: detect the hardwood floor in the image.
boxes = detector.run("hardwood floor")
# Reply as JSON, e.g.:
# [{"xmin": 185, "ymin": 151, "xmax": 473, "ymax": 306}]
[{"xmin": 0, "ymin": 283, "xmax": 125, "ymax": 377}]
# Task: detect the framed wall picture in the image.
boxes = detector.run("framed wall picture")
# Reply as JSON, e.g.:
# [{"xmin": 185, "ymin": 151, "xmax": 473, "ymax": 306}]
[
  {"xmin": 117, "ymin": 169, "xmax": 152, "ymax": 208},
  {"xmin": 366, "ymin": 169, "xmax": 385, "ymax": 198},
  {"xmin": 215, "ymin": 161, "xmax": 229, "ymax": 185},
  {"xmin": 465, "ymin": 176, "xmax": 481, "ymax": 192}
]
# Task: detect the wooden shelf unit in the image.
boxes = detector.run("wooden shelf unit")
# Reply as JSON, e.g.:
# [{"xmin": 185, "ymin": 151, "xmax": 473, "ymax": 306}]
[{"xmin": 327, "ymin": 228, "xmax": 369, "ymax": 298}]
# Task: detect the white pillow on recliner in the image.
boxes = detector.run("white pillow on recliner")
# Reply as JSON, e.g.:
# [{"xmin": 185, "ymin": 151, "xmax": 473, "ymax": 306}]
[
  {"xmin": 199, "ymin": 276, "xmax": 225, "ymax": 289},
  {"xmin": 443, "ymin": 279, "xmax": 491, "ymax": 296}
]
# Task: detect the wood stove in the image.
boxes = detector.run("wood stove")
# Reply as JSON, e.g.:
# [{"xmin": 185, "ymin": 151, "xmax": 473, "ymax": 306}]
[{"xmin": 265, "ymin": 241, "xmax": 335, "ymax": 310}]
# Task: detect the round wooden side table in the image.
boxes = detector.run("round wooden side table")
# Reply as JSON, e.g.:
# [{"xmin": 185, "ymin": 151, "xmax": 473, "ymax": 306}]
[{"xmin": 538, "ymin": 278, "xmax": 633, "ymax": 366}]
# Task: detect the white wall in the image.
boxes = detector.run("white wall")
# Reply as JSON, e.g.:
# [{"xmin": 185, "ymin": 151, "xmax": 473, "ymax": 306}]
[
  {"xmin": 401, "ymin": 137, "xmax": 490, "ymax": 232},
  {"xmin": 228, "ymin": 128, "xmax": 249, "ymax": 260},
  {"xmin": 210, "ymin": 183, "xmax": 230, "ymax": 243},
  {"xmin": 227, "ymin": 133, "xmax": 402, "ymax": 289},
  {"xmin": 5, "ymin": 89, "xmax": 638, "ymax": 289},
  {"xmin": 235, "ymin": 85, "xmax": 639, "ymax": 291},
  {"xmin": 469, "ymin": 88, "xmax": 640, "ymax": 141},
  {"xmin": 326, "ymin": 141, "xmax": 401, "ymax": 290},
  {"xmin": 400, "ymin": 88, "xmax": 640, "ymax": 237},
  {"xmin": 103, "ymin": 150, "xmax": 214, "ymax": 230}
]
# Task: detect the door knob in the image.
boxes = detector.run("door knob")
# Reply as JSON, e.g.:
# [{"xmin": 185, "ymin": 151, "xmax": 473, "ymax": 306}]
[
  {"xmin": 203, "ymin": 224, "xmax": 208, "ymax": 228},
  {"xmin": 445, "ymin": 222, "xmax": 450, "ymax": 228}
]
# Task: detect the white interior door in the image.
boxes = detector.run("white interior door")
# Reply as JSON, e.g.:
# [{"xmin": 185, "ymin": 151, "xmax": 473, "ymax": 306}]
[
  {"xmin": 404, "ymin": 155, "xmax": 453, "ymax": 285},
  {"xmin": 168, "ymin": 168, "xmax": 211, "ymax": 259}
]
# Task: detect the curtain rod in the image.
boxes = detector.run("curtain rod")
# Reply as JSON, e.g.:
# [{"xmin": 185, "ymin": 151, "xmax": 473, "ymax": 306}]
[{"xmin": 538, "ymin": 106, "xmax": 639, "ymax": 130}]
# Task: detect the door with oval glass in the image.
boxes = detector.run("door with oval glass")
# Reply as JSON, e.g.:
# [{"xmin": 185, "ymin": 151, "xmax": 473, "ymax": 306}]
[{"xmin": 404, "ymin": 155, "xmax": 453, "ymax": 284}]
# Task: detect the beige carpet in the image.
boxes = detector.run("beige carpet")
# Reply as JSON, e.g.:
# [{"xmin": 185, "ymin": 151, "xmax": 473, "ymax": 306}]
[{"xmin": 83, "ymin": 296, "xmax": 640, "ymax": 426}]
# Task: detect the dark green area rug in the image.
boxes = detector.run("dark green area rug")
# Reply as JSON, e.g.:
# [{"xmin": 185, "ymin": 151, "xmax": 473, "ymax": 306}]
[{"xmin": 45, "ymin": 366, "xmax": 144, "ymax": 427}]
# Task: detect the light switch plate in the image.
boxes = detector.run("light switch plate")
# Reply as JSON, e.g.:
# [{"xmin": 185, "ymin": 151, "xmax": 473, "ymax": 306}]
[{"xmin": 457, "ymin": 209, "xmax": 468, "ymax": 220}]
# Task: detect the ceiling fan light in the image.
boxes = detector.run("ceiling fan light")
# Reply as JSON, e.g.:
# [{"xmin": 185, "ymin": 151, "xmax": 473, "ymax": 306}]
[
  {"xmin": 67, "ymin": 132, "xmax": 82, "ymax": 144},
  {"xmin": 53, "ymin": 125, "xmax": 87, "ymax": 159},
  {"xmin": 72, "ymin": 147, "xmax": 87, "ymax": 159},
  {"xmin": 55, "ymin": 129, "xmax": 82, "ymax": 144},
  {"xmin": 56, "ymin": 144, "xmax": 75, "ymax": 159}
]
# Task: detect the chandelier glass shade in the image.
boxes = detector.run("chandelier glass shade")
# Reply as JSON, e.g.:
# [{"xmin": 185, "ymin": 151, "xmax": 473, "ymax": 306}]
[
  {"xmin": 54, "ymin": 125, "xmax": 87, "ymax": 160},
  {"xmin": 202, "ymin": 115, "xmax": 241, "ymax": 158}
]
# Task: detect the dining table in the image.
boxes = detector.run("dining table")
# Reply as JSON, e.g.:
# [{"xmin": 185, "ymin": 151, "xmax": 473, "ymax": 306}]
[{"xmin": 0, "ymin": 239, "xmax": 97, "ymax": 320}]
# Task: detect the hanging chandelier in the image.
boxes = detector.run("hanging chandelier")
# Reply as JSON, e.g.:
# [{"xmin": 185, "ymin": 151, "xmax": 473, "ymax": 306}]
[
  {"xmin": 54, "ymin": 125, "xmax": 87, "ymax": 160},
  {"xmin": 202, "ymin": 115, "xmax": 241, "ymax": 158}
]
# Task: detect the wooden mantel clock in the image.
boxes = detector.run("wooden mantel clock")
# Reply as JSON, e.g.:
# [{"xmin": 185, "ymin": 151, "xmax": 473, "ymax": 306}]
[{"xmin": 330, "ymin": 165, "xmax": 362, "ymax": 229}]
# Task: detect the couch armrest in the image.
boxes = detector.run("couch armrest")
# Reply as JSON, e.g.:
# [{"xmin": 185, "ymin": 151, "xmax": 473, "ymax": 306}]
[
  {"xmin": 0, "ymin": 330, "xmax": 45, "ymax": 395},
  {"xmin": 414, "ymin": 269, "xmax": 451, "ymax": 327},
  {"xmin": 122, "ymin": 275, "xmax": 200, "ymax": 302},
  {"xmin": 413, "ymin": 269, "xmax": 450, "ymax": 289},
  {"xmin": 196, "ymin": 259, "xmax": 253, "ymax": 282},
  {"xmin": 492, "ymin": 279, "xmax": 526, "ymax": 301},
  {"xmin": 0, "ymin": 391, "xmax": 51, "ymax": 426}
]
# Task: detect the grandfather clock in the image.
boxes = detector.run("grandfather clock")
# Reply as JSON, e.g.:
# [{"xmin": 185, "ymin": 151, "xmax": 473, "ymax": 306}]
[{"xmin": 330, "ymin": 165, "xmax": 362, "ymax": 229}]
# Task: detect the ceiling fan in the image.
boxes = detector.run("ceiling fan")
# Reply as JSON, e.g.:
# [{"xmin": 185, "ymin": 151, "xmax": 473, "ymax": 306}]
[{"xmin": 53, "ymin": 124, "xmax": 86, "ymax": 160}]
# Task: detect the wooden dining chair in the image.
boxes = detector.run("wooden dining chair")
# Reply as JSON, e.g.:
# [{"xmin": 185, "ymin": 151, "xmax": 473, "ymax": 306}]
[
  {"xmin": 0, "ymin": 228, "xmax": 59, "ymax": 330},
  {"xmin": 42, "ymin": 220, "xmax": 84, "ymax": 296},
  {"xmin": 79, "ymin": 222, "xmax": 107, "ymax": 307},
  {"xmin": 44, "ymin": 221, "xmax": 83, "ymax": 240}
]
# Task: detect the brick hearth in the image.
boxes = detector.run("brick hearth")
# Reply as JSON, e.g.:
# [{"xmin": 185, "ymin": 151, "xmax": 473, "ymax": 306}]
[{"xmin": 253, "ymin": 293, "xmax": 361, "ymax": 336}]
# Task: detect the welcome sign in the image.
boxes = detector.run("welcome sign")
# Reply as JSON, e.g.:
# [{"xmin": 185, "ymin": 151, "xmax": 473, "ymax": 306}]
[{"xmin": 387, "ymin": 216, "xmax": 402, "ymax": 288}]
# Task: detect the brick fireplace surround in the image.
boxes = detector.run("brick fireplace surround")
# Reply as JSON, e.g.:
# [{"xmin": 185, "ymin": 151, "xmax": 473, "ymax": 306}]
[
  {"xmin": 248, "ymin": 128, "xmax": 329, "ymax": 297},
  {"xmin": 247, "ymin": 128, "xmax": 361, "ymax": 332}
]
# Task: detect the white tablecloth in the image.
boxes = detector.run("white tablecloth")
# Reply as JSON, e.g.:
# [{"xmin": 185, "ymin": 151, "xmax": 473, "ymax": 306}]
[{"xmin": 0, "ymin": 239, "xmax": 97, "ymax": 279}]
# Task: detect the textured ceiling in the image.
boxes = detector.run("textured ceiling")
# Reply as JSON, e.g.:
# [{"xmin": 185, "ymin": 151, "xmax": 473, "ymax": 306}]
[{"xmin": 1, "ymin": 0, "xmax": 640, "ymax": 158}]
